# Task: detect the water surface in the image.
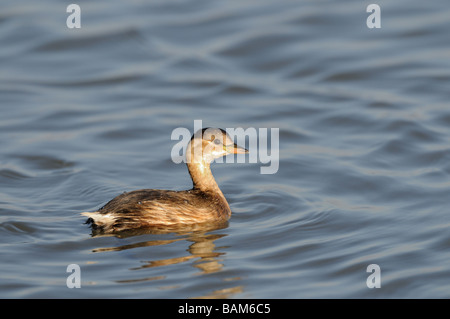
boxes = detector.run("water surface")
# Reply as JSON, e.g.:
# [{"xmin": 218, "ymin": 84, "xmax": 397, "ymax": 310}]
[{"xmin": 1, "ymin": 0, "xmax": 450, "ymax": 298}]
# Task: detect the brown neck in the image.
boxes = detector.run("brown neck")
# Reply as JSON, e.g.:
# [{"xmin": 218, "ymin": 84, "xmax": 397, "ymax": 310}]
[{"xmin": 186, "ymin": 161, "xmax": 222, "ymax": 194}]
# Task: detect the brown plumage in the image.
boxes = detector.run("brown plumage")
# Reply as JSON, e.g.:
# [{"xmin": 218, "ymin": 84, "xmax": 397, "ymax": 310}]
[{"xmin": 81, "ymin": 128, "xmax": 248, "ymax": 234}]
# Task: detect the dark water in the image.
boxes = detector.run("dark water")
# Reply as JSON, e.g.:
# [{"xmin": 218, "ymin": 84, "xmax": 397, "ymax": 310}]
[{"xmin": 1, "ymin": 0, "xmax": 449, "ymax": 298}]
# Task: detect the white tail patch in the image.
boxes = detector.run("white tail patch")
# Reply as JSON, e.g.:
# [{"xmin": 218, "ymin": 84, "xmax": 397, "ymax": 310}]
[{"xmin": 81, "ymin": 211, "xmax": 116, "ymax": 227}]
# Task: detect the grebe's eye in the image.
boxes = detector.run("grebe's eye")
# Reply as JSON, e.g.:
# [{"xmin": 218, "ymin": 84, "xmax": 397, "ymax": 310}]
[{"xmin": 214, "ymin": 139, "xmax": 221, "ymax": 145}]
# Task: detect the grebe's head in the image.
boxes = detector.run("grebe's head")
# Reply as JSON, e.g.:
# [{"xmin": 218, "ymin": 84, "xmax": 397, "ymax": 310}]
[{"xmin": 187, "ymin": 128, "xmax": 248, "ymax": 164}]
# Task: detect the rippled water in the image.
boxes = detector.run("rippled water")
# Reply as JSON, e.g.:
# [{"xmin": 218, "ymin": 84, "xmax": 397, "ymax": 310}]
[{"xmin": 1, "ymin": 0, "xmax": 450, "ymax": 298}]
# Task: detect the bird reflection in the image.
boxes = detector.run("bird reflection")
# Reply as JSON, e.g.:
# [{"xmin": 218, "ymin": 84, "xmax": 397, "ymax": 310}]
[
  {"xmin": 89, "ymin": 221, "xmax": 244, "ymax": 298},
  {"xmin": 192, "ymin": 285, "xmax": 244, "ymax": 299},
  {"xmin": 90, "ymin": 221, "xmax": 229, "ymax": 275},
  {"xmin": 131, "ymin": 233, "xmax": 226, "ymax": 274}
]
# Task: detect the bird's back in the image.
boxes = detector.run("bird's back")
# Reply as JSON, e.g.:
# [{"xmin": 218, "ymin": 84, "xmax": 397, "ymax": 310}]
[{"xmin": 82, "ymin": 188, "xmax": 231, "ymax": 233}]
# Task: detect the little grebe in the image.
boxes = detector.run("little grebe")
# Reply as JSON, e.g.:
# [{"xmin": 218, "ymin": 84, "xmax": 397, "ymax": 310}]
[{"xmin": 82, "ymin": 128, "xmax": 248, "ymax": 233}]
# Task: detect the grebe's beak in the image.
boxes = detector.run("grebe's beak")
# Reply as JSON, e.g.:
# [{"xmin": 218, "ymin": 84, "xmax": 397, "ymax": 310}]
[{"xmin": 225, "ymin": 143, "xmax": 249, "ymax": 154}]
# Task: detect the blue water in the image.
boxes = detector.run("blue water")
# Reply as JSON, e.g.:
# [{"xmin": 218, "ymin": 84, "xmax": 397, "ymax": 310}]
[{"xmin": 1, "ymin": 0, "xmax": 449, "ymax": 298}]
